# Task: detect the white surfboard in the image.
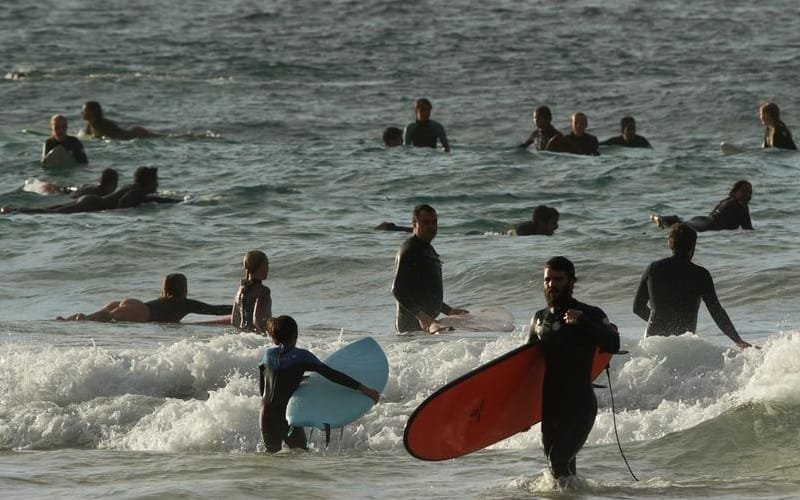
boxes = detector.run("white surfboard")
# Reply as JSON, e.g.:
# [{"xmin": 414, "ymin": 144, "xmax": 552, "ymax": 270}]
[
  {"xmin": 41, "ymin": 144, "xmax": 79, "ymax": 168},
  {"xmin": 433, "ymin": 306, "xmax": 515, "ymax": 333},
  {"xmin": 23, "ymin": 177, "xmax": 62, "ymax": 195}
]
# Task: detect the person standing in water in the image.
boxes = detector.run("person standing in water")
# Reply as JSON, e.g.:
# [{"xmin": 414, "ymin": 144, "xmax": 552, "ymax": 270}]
[
  {"xmin": 759, "ymin": 102, "xmax": 797, "ymax": 150},
  {"xmin": 232, "ymin": 250, "xmax": 272, "ymax": 334},
  {"xmin": 547, "ymin": 112, "xmax": 599, "ymax": 155},
  {"xmin": 403, "ymin": 98, "xmax": 450, "ymax": 152},
  {"xmin": 527, "ymin": 256, "xmax": 620, "ymax": 486},
  {"xmin": 391, "ymin": 204, "xmax": 468, "ymax": 333},
  {"xmin": 42, "ymin": 114, "xmax": 88, "ymax": 165},
  {"xmin": 599, "ymin": 116, "xmax": 652, "ymax": 148},
  {"xmin": 633, "ymin": 223, "xmax": 752, "ymax": 349},
  {"xmin": 519, "ymin": 105, "xmax": 562, "ymax": 151}
]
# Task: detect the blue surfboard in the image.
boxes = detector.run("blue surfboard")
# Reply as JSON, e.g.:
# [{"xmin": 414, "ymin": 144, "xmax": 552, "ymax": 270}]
[{"xmin": 286, "ymin": 337, "xmax": 388, "ymax": 430}]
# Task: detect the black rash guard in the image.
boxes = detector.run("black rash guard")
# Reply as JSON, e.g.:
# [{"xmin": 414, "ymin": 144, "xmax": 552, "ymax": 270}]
[
  {"xmin": 763, "ymin": 121, "xmax": 797, "ymax": 150},
  {"xmin": 563, "ymin": 132, "xmax": 600, "ymax": 155},
  {"xmin": 144, "ymin": 297, "xmax": 231, "ymax": 323},
  {"xmin": 520, "ymin": 124, "xmax": 562, "ymax": 151},
  {"xmin": 44, "ymin": 136, "xmax": 88, "ymax": 164},
  {"xmin": 403, "ymin": 119, "xmax": 449, "ymax": 150},
  {"xmin": 527, "ymin": 298, "xmax": 619, "ymax": 480},
  {"xmin": 599, "ymin": 134, "xmax": 652, "ymax": 148},
  {"xmin": 391, "ymin": 235, "xmax": 451, "ymax": 332},
  {"xmin": 258, "ymin": 345, "xmax": 361, "ymax": 452},
  {"xmin": 633, "ymin": 255, "xmax": 744, "ymax": 344},
  {"xmin": 707, "ymin": 197, "xmax": 752, "ymax": 230}
]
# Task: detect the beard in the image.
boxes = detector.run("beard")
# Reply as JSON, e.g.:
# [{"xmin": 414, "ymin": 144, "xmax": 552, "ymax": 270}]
[{"xmin": 545, "ymin": 285, "xmax": 573, "ymax": 309}]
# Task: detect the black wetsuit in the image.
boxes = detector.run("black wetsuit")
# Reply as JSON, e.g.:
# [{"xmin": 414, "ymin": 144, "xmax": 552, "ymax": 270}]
[
  {"xmin": 527, "ymin": 298, "xmax": 619, "ymax": 480},
  {"xmin": 658, "ymin": 197, "xmax": 752, "ymax": 232},
  {"xmin": 391, "ymin": 235, "xmax": 451, "ymax": 332},
  {"xmin": 144, "ymin": 297, "xmax": 231, "ymax": 323},
  {"xmin": 44, "ymin": 136, "xmax": 88, "ymax": 164},
  {"xmin": 232, "ymin": 280, "xmax": 272, "ymax": 332},
  {"xmin": 22, "ymin": 183, "xmax": 181, "ymax": 214},
  {"xmin": 520, "ymin": 124, "xmax": 562, "ymax": 151},
  {"xmin": 510, "ymin": 221, "xmax": 541, "ymax": 236},
  {"xmin": 258, "ymin": 345, "xmax": 361, "ymax": 452},
  {"xmin": 599, "ymin": 134, "xmax": 652, "ymax": 148},
  {"xmin": 70, "ymin": 183, "xmax": 111, "ymax": 198},
  {"xmin": 763, "ymin": 122, "xmax": 797, "ymax": 150},
  {"xmin": 564, "ymin": 133, "xmax": 600, "ymax": 155},
  {"xmin": 403, "ymin": 120, "xmax": 449, "ymax": 150},
  {"xmin": 633, "ymin": 255, "xmax": 745, "ymax": 343}
]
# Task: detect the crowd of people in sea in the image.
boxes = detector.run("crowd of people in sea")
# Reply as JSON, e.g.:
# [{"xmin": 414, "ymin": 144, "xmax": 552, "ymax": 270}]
[{"xmin": 5, "ymin": 95, "xmax": 797, "ymax": 486}]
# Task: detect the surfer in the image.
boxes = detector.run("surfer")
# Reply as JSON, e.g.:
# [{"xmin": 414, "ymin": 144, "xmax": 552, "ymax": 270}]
[
  {"xmin": 759, "ymin": 102, "xmax": 797, "ymax": 150},
  {"xmin": 57, "ymin": 273, "xmax": 231, "ymax": 322},
  {"xmin": 547, "ymin": 112, "xmax": 599, "ymax": 156},
  {"xmin": 391, "ymin": 204, "xmax": 468, "ymax": 333},
  {"xmin": 633, "ymin": 223, "xmax": 752, "ymax": 349},
  {"xmin": 382, "ymin": 127, "xmax": 403, "ymax": 147},
  {"xmin": 68, "ymin": 168, "xmax": 120, "ymax": 198},
  {"xmin": 649, "ymin": 180, "xmax": 753, "ymax": 232},
  {"xmin": 42, "ymin": 114, "xmax": 88, "ymax": 165},
  {"xmin": 519, "ymin": 106, "xmax": 562, "ymax": 151},
  {"xmin": 599, "ymin": 116, "xmax": 652, "ymax": 148},
  {"xmin": 403, "ymin": 98, "xmax": 450, "ymax": 152},
  {"xmin": 231, "ymin": 250, "xmax": 271, "ymax": 334},
  {"xmin": 80, "ymin": 101, "xmax": 160, "ymax": 140},
  {"xmin": 507, "ymin": 205, "xmax": 559, "ymax": 236},
  {"xmin": 258, "ymin": 315, "xmax": 380, "ymax": 453},
  {"xmin": 527, "ymin": 256, "xmax": 620, "ymax": 486},
  {"xmin": 2, "ymin": 166, "xmax": 180, "ymax": 214}
]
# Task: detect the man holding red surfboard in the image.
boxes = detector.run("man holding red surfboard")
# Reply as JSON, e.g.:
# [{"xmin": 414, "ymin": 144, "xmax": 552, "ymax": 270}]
[{"xmin": 528, "ymin": 256, "xmax": 620, "ymax": 486}]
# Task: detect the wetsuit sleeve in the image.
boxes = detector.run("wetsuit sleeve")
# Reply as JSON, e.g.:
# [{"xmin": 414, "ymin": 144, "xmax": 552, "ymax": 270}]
[
  {"xmin": 633, "ymin": 265, "xmax": 651, "ymax": 322},
  {"xmin": 741, "ymin": 206, "xmax": 753, "ymax": 230},
  {"xmin": 526, "ymin": 310, "xmax": 545, "ymax": 343},
  {"xmin": 183, "ymin": 298, "xmax": 233, "ymax": 316},
  {"xmin": 298, "ymin": 352, "xmax": 361, "ymax": 390},
  {"xmin": 578, "ymin": 307, "xmax": 620, "ymax": 353},
  {"xmin": 68, "ymin": 137, "xmax": 89, "ymax": 164},
  {"xmin": 435, "ymin": 122, "xmax": 450, "ymax": 151},
  {"xmin": 699, "ymin": 269, "xmax": 744, "ymax": 344},
  {"xmin": 392, "ymin": 245, "xmax": 423, "ymax": 317},
  {"xmin": 519, "ymin": 130, "xmax": 536, "ymax": 148}
]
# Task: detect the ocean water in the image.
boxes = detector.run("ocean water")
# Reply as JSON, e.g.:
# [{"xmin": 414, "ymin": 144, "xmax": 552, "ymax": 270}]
[{"xmin": 2, "ymin": 0, "xmax": 800, "ymax": 498}]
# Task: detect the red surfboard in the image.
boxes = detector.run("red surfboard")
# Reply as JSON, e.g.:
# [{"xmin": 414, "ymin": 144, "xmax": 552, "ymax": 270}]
[{"xmin": 403, "ymin": 343, "xmax": 613, "ymax": 461}]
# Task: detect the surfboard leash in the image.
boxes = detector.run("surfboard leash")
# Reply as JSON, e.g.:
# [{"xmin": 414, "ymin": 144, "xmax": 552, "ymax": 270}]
[{"xmin": 605, "ymin": 363, "xmax": 639, "ymax": 482}]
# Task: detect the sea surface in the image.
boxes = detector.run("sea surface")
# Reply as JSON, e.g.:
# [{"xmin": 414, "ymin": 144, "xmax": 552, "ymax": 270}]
[{"xmin": 2, "ymin": 0, "xmax": 800, "ymax": 498}]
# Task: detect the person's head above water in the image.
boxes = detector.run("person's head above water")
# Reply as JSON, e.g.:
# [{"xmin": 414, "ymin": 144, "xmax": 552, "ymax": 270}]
[
  {"xmin": 99, "ymin": 168, "xmax": 119, "ymax": 191},
  {"xmin": 81, "ymin": 101, "xmax": 103, "ymax": 122},
  {"xmin": 543, "ymin": 256, "xmax": 576, "ymax": 308},
  {"xmin": 532, "ymin": 205, "xmax": 560, "ymax": 235},
  {"xmin": 571, "ymin": 112, "xmax": 588, "ymax": 136},
  {"xmin": 49, "ymin": 114, "xmax": 68, "ymax": 141},
  {"xmin": 161, "ymin": 273, "xmax": 188, "ymax": 298},
  {"xmin": 415, "ymin": 98, "xmax": 433, "ymax": 123},
  {"xmin": 243, "ymin": 250, "xmax": 269, "ymax": 280},
  {"xmin": 267, "ymin": 315, "xmax": 298, "ymax": 347},
  {"xmin": 759, "ymin": 102, "xmax": 780, "ymax": 127},
  {"xmin": 133, "ymin": 166, "xmax": 158, "ymax": 193},
  {"xmin": 382, "ymin": 126, "xmax": 403, "ymax": 147},
  {"xmin": 620, "ymin": 116, "xmax": 636, "ymax": 140},
  {"xmin": 412, "ymin": 203, "xmax": 437, "ymax": 242},
  {"xmin": 729, "ymin": 180, "xmax": 752, "ymax": 204},
  {"xmin": 668, "ymin": 223, "xmax": 697, "ymax": 259},
  {"xmin": 533, "ymin": 106, "xmax": 553, "ymax": 130}
]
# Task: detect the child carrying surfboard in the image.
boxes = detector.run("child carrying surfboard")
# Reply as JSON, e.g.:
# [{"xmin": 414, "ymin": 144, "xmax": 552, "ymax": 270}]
[{"xmin": 258, "ymin": 315, "xmax": 380, "ymax": 453}]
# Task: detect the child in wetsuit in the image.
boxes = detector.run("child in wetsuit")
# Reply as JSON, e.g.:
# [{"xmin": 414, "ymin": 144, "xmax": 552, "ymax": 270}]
[
  {"xmin": 258, "ymin": 315, "xmax": 380, "ymax": 453},
  {"xmin": 231, "ymin": 250, "xmax": 272, "ymax": 333}
]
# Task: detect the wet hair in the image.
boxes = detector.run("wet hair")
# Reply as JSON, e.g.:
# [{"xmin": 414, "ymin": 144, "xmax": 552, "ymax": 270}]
[
  {"xmin": 532, "ymin": 205, "xmax": 559, "ymax": 223},
  {"xmin": 133, "ymin": 166, "xmax": 158, "ymax": 187},
  {"xmin": 533, "ymin": 106, "xmax": 552, "ymax": 122},
  {"xmin": 267, "ymin": 315, "xmax": 298, "ymax": 346},
  {"xmin": 760, "ymin": 102, "xmax": 780, "ymax": 122},
  {"xmin": 412, "ymin": 203, "xmax": 436, "ymax": 221},
  {"xmin": 415, "ymin": 98, "xmax": 432, "ymax": 110},
  {"xmin": 243, "ymin": 249, "xmax": 269, "ymax": 274},
  {"xmin": 50, "ymin": 114, "xmax": 66, "ymax": 128},
  {"xmin": 620, "ymin": 116, "xmax": 636, "ymax": 131},
  {"xmin": 161, "ymin": 273, "xmax": 188, "ymax": 298},
  {"xmin": 729, "ymin": 180, "xmax": 752, "ymax": 197},
  {"xmin": 382, "ymin": 127, "xmax": 403, "ymax": 146},
  {"xmin": 668, "ymin": 223, "xmax": 697, "ymax": 258},
  {"xmin": 545, "ymin": 256, "xmax": 576, "ymax": 280},
  {"xmin": 83, "ymin": 101, "xmax": 103, "ymax": 118},
  {"xmin": 99, "ymin": 168, "xmax": 119, "ymax": 188}
]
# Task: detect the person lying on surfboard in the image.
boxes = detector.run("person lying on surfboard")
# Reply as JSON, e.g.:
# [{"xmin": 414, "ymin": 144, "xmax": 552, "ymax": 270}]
[
  {"xmin": 518, "ymin": 105, "xmax": 562, "ymax": 151},
  {"xmin": 649, "ymin": 180, "xmax": 753, "ymax": 232},
  {"xmin": 42, "ymin": 114, "xmax": 88, "ymax": 165},
  {"xmin": 231, "ymin": 250, "xmax": 272, "ymax": 334},
  {"xmin": 528, "ymin": 256, "xmax": 620, "ymax": 486},
  {"xmin": 80, "ymin": 101, "xmax": 160, "ymax": 140},
  {"xmin": 56, "ymin": 273, "xmax": 231, "ymax": 323},
  {"xmin": 759, "ymin": 102, "xmax": 796, "ymax": 150},
  {"xmin": 258, "ymin": 315, "xmax": 380, "ymax": 453}
]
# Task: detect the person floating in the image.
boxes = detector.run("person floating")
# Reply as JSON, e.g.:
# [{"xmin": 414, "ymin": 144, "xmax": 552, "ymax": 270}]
[
  {"xmin": 507, "ymin": 205, "xmax": 560, "ymax": 236},
  {"xmin": 57, "ymin": 273, "xmax": 231, "ymax": 323},
  {"xmin": 258, "ymin": 315, "xmax": 380, "ymax": 453},
  {"xmin": 599, "ymin": 116, "xmax": 652, "ymax": 148},
  {"xmin": 547, "ymin": 112, "xmax": 599, "ymax": 155},
  {"xmin": 527, "ymin": 256, "xmax": 620, "ymax": 486},
  {"xmin": 633, "ymin": 223, "xmax": 752, "ymax": 349},
  {"xmin": 80, "ymin": 101, "xmax": 160, "ymax": 140},
  {"xmin": 391, "ymin": 204, "xmax": 468, "ymax": 333},
  {"xmin": 403, "ymin": 98, "xmax": 450, "ymax": 152},
  {"xmin": 650, "ymin": 180, "xmax": 753, "ymax": 232},
  {"xmin": 42, "ymin": 114, "xmax": 88, "ymax": 166},
  {"xmin": 232, "ymin": 250, "xmax": 272, "ymax": 334},
  {"xmin": 759, "ymin": 102, "xmax": 797, "ymax": 150},
  {"xmin": 382, "ymin": 127, "xmax": 403, "ymax": 147},
  {"xmin": 519, "ymin": 105, "xmax": 562, "ymax": 151}
]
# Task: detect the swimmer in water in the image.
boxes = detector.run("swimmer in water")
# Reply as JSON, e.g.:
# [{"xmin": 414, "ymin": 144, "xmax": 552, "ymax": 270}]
[
  {"xmin": 382, "ymin": 127, "xmax": 403, "ymax": 147},
  {"xmin": 519, "ymin": 106, "xmax": 562, "ymax": 151},
  {"xmin": 42, "ymin": 114, "xmax": 88, "ymax": 165},
  {"xmin": 759, "ymin": 102, "xmax": 797, "ymax": 150},
  {"xmin": 80, "ymin": 101, "xmax": 160, "ymax": 140},
  {"xmin": 57, "ymin": 273, "xmax": 231, "ymax": 322},
  {"xmin": 650, "ymin": 180, "xmax": 753, "ymax": 232},
  {"xmin": 231, "ymin": 250, "xmax": 272, "ymax": 334},
  {"xmin": 599, "ymin": 116, "xmax": 652, "ymax": 148},
  {"xmin": 547, "ymin": 112, "xmax": 600, "ymax": 155},
  {"xmin": 507, "ymin": 205, "xmax": 559, "ymax": 236},
  {"xmin": 403, "ymin": 98, "xmax": 450, "ymax": 152}
]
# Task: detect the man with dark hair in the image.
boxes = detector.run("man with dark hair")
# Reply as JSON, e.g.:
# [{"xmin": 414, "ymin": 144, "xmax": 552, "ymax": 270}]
[
  {"xmin": 528, "ymin": 256, "xmax": 619, "ymax": 485},
  {"xmin": 382, "ymin": 127, "xmax": 403, "ymax": 147},
  {"xmin": 519, "ymin": 105, "xmax": 562, "ymax": 151},
  {"xmin": 80, "ymin": 101, "xmax": 159, "ymax": 140},
  {"xmin": 391, "ymin": 204, "xmax": 467, "ymax": 333},
  {"xmin": 599, "ymin": 116, "xmax": 652, "ymax": 148},
  {"xmin": 403, "ymin": 98, "xmax": 450, "ymax": 152},
  {"xmin": 508, "ymin": 205, "xmax": 560, "ymax": 236},
  {"xmin": 633, "ymin": 223, "xmax": 751, "ymax": 349}
]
